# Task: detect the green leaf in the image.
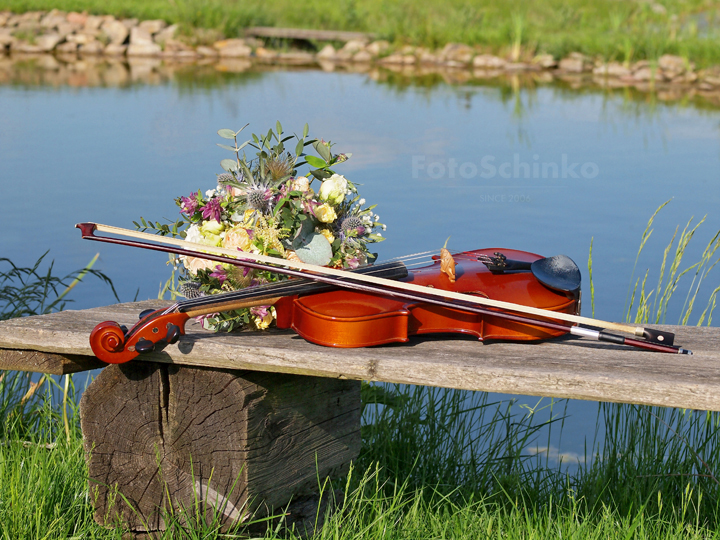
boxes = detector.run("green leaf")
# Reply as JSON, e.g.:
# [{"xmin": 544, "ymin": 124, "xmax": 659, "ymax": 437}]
[
  {"xmin": 276, "ymin": 120, "xmax": 282, "ymax": 135},
  {"xmin": 217, "ymin": 143, "xmax": 237, "ymax": 152},
  {"xmin": 220, "ymin": 159, "xmax": 239, "ymax": 172},
  {"xmin": 310, "ymin": 169, "xmax": 332, "ymax": 180},
  {"xmin": 305, "ymin": 155, "xmax": 328, "ymax": 168},
  {"xmin": 217, "ymin": 129, "xmax": 236, "ymax": 140},
  {"xmin": 295, "ymin": 139, "xmax": 304, "ymax": 156},
  {"xmin": 292, "ymin": 226, "xmax": 333, "ymax": 266},
  {"xmin": 314, "ymin": 140, "xmax": 332, "ymax": 162},
  {"xmin": 367, "ymin": 233, "xmax": 385, "ymax": 242},
  {"xmin": 303, "ymin": 123, "xmax": 309, "ymax": 138}
]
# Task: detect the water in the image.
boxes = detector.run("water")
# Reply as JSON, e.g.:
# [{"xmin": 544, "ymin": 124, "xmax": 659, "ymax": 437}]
[{"xmin": 2, "ymin": 61, "xmax": 720, "ymax": 466}]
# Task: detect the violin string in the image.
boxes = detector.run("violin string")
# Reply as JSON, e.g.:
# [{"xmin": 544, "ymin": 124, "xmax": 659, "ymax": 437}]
[
  {"xmin": 175, "ymin": 262, "xmax": 410, "ymax": 311},
  {"xmin": 176, "ymin": 252, "xmax": 502, "ymax": 312}
]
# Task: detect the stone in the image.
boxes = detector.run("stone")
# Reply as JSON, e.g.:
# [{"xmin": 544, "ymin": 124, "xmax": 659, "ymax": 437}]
[
  {"xmin": 127, "ymin": 42, "xmax": 161, "ymax": 56},
  {"xmin": 440, "ymin": 42, "xmax": 473, "ymax": 63},
  {"xmin": 700, "ymin": 67, "xmax": 720, "ymax": 87},
  {"xmin": 55, "ymin": 41, "xmax": 78, "ymax": 53},
  {"xmin": 417, "ymin": 49, "xmax": 440, "ymax": 64},
  {"xmin": 101, "ymin": 19, "xmax": 129, "ymax": 45},
  {"xmin": 559, "ymin": 56, "xmax": 590, "ymax": 72},
  {"xmin": 84, "ymin": 15, "xmax": 104, "ymax": 31},
  {"xmin": 353, "ymin": 50, "xmax": 373, "ymax": 62},
  {"xmin": 66, "ymin": 32, "xmax": 98, "ymax": 45},
  {"xmin": 67, "ymin": 12, "xmax": 88, "ymax": 26},
  {"xmin": 138, "ymin": 19, "xmax": 167, "ymax": 35},
  {"xmin": 214, "ymin": 38, "xmax": 251, "ymax": 57},
  {"xmin": 378, "ymin": 53, "xmax": 405, "ymax": 64},
  {"xmin": 254, "ymin": 46, "xmax": 277, "ymax": 60},
  {"xmin": 121, "ymin": 18, "xmax": 138, "ymax": 29},
  {"xmin": 103, "ymin": 43, "xmax": 127, "ymax": 56},
  {"xmin": 365, "ymin": 40, "xmax": 389, "ymax": 57},
  {"xmin": 658, "ymin": 54, "xmax": 691, "ymax": 74},
  {"xmin": 632, "ymin": 67, "xmax": 662, "ymax": 81},
  {"xmin": 153, "ymin": 24, "xmax": 178, "ymax": 44},
  {"xmin": 340, "ymin": 39, "xmax": 367, "ymax": 55},
  {"xmin": 593, "ymin": 62, "xmax": 631, "ymax": 78},
  {"xmin": 129, "ymin": 26, "xmax": 154, "ymax": 46},
  {"xmin": 34, "ymin": 33, "xmax": 63, "ymax": 52},
  {"xmin": 631, "ymin": 60, "xmax": 650, "ymax": 72},
  {"xmin": 161, "ymin": 38, "xmax": 193, "ymax": 53},
  {"xmin": 0, "ymin": 28, "xmax": 15, "ymax": 47},
  {"xmin": 0, "ymin": 12, "xmax": 9, "ymax": 26},
  {"xmin": 672, "ymin": 71, "xmax": 698, "ymax": 84},
  {"xmin": 473, "ymin": 54, "xmax": 506, "ymax": 69},
  {"xmin": 12, "ymin": 41, "xmax": 45, "ymax": 53},
  {"xmin": 79, "ymin": 40, "xmax": 104, "ymax": 55},
  {"xmin": 316, "ymin": 44, "xmax": 336, "ymax": 59},
  {"xmin": 196, "ymin": 45, "xmax": 219, "ymax": 57},
  {"xmin": 533, "ymin": 54, "xmax": 556, "ymax": 68},
  {"xmin": 56, "ymin": 22, "xmax": 82, "ymax": 38},
  {"xmin": 40, "ymin": 11, "xmax": 68, "ymax": 29}
]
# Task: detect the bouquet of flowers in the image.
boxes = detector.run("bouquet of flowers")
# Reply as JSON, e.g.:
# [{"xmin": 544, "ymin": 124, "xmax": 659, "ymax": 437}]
[{"xmin": 139, "ymin": 122, "xmax": 386, "ymax": 332}]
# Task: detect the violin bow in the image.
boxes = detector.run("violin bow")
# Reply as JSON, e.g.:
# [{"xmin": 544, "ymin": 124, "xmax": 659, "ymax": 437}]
[{"xmin": 76, "ymin": 222, "xmax": 691, "ymax": 355}]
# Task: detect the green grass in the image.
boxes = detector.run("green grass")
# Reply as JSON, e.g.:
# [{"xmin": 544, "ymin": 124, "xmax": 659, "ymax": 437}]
[
  {"xmin": 6, "ymin": 0, "xmax": 720, "ymax": 67},
  {"xmin": 3, "ymin": 377, "xmax": 720, "ymax": 539}
]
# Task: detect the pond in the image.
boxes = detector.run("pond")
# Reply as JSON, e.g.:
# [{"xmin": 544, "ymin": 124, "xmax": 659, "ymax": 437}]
[{"xmin": 2, "ymin": 59, "xmax": 720, "ymax": 466}]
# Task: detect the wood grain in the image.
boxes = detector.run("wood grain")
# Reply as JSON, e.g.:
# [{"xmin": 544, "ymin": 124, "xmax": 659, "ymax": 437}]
[
  {"xmin": 1, "ymin": 300, "xmax": 720, "ymax": 410},
  {"xmin": 80, "ymin": 361, "xmax": 360, "ymax": 532}
]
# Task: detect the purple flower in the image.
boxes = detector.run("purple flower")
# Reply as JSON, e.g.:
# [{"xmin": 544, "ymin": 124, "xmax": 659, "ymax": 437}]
[
  {"xmin": 209, "ymin": 265, "xmax": 227, "ymax": 283},
  {"xmin": 180, "ymin": 192, "xmax": 199, "ymax": 216},
  {"xmin": 202, "ymin": 197, "xmax": 222, "ymax": 223},
  {"xmin": 250, "ymin": 305, "xmax": 270, "ymax": 318}
]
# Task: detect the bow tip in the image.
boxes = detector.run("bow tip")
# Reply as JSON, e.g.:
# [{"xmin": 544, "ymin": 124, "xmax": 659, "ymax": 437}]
[{"xmin": 75, "ymin": 223, "xmax": 97, "ymax": 237}]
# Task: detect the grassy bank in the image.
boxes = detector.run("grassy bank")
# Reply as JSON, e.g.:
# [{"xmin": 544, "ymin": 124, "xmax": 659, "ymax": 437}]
[{"xmin": 5, "ymin": 0, "xmax": 720, "ymax": 67}]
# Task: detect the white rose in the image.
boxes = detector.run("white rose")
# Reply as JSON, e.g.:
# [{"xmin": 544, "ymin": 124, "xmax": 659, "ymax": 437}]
[{"xmin": 318, "ymin": 174, "xmax": 348, "ymax": 205}]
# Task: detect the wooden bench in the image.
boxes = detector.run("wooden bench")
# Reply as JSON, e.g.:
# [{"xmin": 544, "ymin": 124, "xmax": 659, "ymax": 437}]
[
  {"xmin": 1, "ymin": 299, "xmax": 719, "ymax": 535},
  {"xmin": 243, "ymin": 27, "xmax": 375, "ymax": 44}
]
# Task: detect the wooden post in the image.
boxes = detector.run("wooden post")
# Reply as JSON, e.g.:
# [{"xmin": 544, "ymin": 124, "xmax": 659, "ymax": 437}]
[{"xmin": 80, "ymin": 362, "xmax": 360, "ymax": 534}]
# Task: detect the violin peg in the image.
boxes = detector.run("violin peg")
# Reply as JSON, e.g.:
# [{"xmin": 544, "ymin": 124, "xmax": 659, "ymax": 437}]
[
  {"xmin": 134, "ymin": 338, "xmax": 155, "ymax": 354},
  {"xmin": 166, "ymin": 324, "xmax": 181, "ymax": 345}
]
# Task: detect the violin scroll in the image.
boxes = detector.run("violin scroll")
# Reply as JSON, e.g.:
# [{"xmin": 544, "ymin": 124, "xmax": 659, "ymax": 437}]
[
  {"xmin": 89, "ymin": 310, "xmax": 190, "ymax": 364},
  {"xmin": 90, "ymin": 321, "xmax": 128, "ymax": 364}
]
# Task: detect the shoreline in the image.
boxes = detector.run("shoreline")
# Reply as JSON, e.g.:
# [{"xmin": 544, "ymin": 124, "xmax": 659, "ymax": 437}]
[{"xmin": 2, "ymin": 9, "xmax": 720, "ymax": 105}]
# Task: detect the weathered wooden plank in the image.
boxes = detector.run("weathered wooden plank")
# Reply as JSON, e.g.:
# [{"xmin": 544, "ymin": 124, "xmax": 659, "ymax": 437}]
[
  {"xmin": 1, "ymin": 301, "xmax": 719, "ymax": 411},
  {"xmin": 0, "ymin": 348, "xmax": 104, "ymax": 374},
  {"xmin": 244, "ymin": 26, "xmax": 374, "ymax": 43}
]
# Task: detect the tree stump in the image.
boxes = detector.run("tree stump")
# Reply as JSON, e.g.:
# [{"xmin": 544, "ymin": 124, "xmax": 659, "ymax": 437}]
[{"xmin": 79, "ymin": 362, "xmax": 361, "ymax": 534}]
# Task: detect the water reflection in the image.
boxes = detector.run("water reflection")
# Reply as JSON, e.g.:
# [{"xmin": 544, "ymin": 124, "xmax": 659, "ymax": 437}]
[{"xmin": 4, "ymin": 52, "xmax": 720, "ymax": 114}]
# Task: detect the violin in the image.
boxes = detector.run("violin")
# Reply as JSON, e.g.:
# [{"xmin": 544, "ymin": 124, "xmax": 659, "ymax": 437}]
[{"xmin": 76, "ymin": 223, "xmax": 691, "ymax": 361}]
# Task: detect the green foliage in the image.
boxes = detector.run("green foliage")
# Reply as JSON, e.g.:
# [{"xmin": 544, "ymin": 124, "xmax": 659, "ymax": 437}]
[{"xmin": 0, "ymin": 252, "xmax": 119, "ymax": 321}]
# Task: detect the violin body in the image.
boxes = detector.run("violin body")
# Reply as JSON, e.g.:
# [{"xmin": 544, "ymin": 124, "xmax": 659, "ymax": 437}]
[{"xmin": 275, "ymin": 248, "xmax": 580, "ymax": 348}]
